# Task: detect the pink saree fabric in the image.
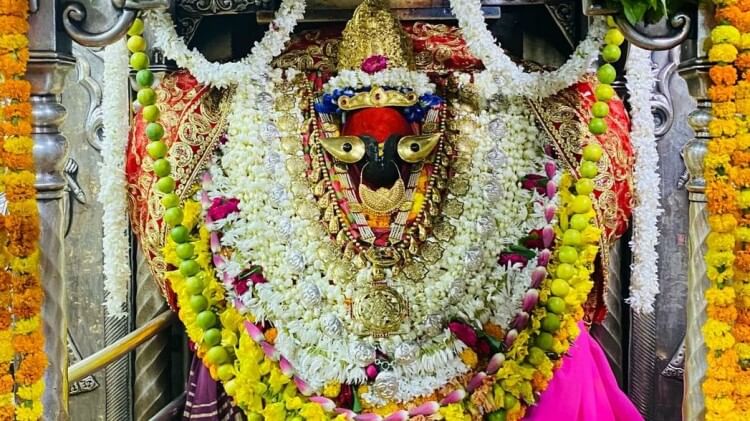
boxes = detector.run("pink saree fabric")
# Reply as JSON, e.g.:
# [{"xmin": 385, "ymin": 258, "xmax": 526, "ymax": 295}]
[{"xmin": 525, "ymin": 322, "xmax": 643, "ymax": 421}]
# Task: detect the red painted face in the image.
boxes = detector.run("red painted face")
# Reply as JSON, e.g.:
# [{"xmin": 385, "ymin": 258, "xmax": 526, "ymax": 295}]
[{"xmin": 342, "ymin": 107, "xmax": 413, "ymax": 143}]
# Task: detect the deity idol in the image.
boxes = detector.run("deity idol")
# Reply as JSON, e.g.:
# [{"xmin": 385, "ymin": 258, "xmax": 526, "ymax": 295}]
[{"xmin": 126, "ymin": 1, "xmax": 641, "ymax": 419}]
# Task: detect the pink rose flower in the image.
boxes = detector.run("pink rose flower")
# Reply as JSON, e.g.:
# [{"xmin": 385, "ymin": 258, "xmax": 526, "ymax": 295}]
[
  {"xmin": 448, "ymin": 321, "xmax": 478, "ymax": 347},
  {"xmin": 361, "ymin": 55, "xmax": 389, "ymax": 74},
  {"xmin": 207, "ymin": 197, "xmax": 240, "ymax": 221}
]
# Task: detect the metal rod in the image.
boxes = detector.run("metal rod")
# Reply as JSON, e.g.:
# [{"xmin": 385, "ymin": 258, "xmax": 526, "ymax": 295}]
[
  {"xmin": 148, "ymin": 392, "xmax": 187, "ymax": 421},
  {"xmin": 68, "ymin": 311, "xmax": 177, "ymax": 383}
]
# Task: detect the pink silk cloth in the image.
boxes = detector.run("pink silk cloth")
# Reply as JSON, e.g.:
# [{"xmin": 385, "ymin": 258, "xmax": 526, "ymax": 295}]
[{"xmin": 525, "ymin": 322, "xmax": 643, "ymax": 421}]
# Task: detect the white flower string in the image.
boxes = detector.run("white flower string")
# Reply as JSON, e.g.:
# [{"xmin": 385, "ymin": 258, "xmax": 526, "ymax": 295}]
[
  {"xmin": 624, "ymin": 46, "xmax": 662, "ymax": 314},
  {"xmin": 450, "ymin": 0, "xmax": 606, "ymax": 99},
  {"xmin": 204, "ymin": 69, "xmax": 552, "ymax": 399},
  {"xmin": 325, "ymin": 68, "xmax": 435, "ymax": 95},
  {"xmin": 143, "ymin": 0, "xmax": 306, "ymax": 88},
  {"xmin": 99, "ymin": 39, "xmax": 131, "ymax": 318}
]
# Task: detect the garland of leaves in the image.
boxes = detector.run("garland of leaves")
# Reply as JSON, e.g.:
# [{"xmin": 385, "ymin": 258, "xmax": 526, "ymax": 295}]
[{"xmin": 0, "ymin": 0, "xmax": 47, "ymax": 419}]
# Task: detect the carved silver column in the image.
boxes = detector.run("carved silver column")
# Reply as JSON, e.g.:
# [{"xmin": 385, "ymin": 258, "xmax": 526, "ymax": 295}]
[{"xmin": 27, "ymin": 0, "xmax": 76, "ymax": 419}]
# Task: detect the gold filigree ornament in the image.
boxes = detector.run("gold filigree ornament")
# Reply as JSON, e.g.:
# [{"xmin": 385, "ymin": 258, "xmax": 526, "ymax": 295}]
[
  {"xmin": 352, "ymin": 282, "xmax": 409, "ymax": 336},
  {"xmin": 336, "ymin": 0, "xmax": 415, "ymax": 71},
  {"xmin": 359, "ymin": 177, "xmax": 406, "ymax": 215},
  {"xmin": 338, "ymin": 86, "xmax": 418, "ymax": 110}
]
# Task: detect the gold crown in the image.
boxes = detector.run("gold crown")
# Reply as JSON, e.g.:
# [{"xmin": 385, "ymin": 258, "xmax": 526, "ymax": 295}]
[
  {"xmin": 338, "ymin": 86, "xmax": 418, "ymax": 110},
  {"xmin": 337, "ymin": 0, "xmax": 415, "ymax": 71}
]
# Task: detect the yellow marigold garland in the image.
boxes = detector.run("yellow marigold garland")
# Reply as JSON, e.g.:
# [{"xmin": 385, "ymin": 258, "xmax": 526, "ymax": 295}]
[
  {"xmin": 704, "ymin": 2, "xmax": 750, "ymax": 419},
  {"xmin": 0, "ymin": 0, "xmax": 45, "ymax": 419}
]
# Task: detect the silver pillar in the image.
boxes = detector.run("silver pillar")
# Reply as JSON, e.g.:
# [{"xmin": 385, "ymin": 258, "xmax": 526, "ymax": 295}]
[
  {"xmin": 678, "ymin": 59, "xmax": 711, "ymax": 421},
  {"xmin": 27, "ymin": 0, "xmax": 75, "ymax": 419}
]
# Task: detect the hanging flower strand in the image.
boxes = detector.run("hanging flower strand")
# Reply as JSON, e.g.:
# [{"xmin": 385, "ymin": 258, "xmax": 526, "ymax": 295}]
[{"xmin": 0, "ymin": 0, "xmax": 47, "ymax": 419}]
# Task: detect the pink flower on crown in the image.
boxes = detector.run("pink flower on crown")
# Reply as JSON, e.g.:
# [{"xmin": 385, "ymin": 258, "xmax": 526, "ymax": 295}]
[{"xmin": 361, "ymin": 55, "xmax": 389, "ymax": 74}]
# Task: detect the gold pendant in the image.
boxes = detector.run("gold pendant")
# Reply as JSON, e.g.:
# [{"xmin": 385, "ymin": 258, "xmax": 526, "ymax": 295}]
[{"xmin": 352, "ymin": 282, "xmax": 408, "ymax": 336}]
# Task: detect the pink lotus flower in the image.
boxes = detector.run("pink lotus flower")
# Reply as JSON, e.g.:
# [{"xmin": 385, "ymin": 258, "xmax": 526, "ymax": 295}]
[
  {"xmin": 440, "ymin": 389, "xmax": 467, "ymax": 405},
  {"xmin": 522, "ymin": 289, "xmax": 540, "ymax": 312},
  {"xmin": 244, "ymin": 321, "xmax": 265, "ymax": 343},
  {"xmin": 383, "ymin": 410, "xmax": 409, "ymax": 421},
  {"xmin": 309, "ymin": 396, "xmax": 336, "ymax": 412},
  {"xmin": 545, "ymin": 161, "xmax": 557, "ymax": 179},
  {"xmin": 279, "ymin": 356, "xmax": 295, "ymax": 377},
  {"xmin": 335, "ymin": 408, "xmax": 356, "ymax": 420},
  {"xmin": 467, "ymin": 372, "xmax": 487, "ymax": 392},
  {"xmin": 538, "ymin": 249, "xmax": 551, "ymax": 267},
  {"xmin": 409, "ymin": 402, "xmax": 439, "ymax": 416},
  {"xmin": 545, "ymin": 205, "xmax": 556, "ymax": 223},
  {"xmin": 448, "ymin": 321, "xmax": 478, "ymax": 347},
  {"xmin": 504, "ymin": 329, "xmax": 518, "ymax": 348},
  {"xmin": 512, "ymin": 311, "xmax": 530, "ymax": 330},
  {"xmin": 361, "ymin": 55, "xmax": 389, "ymax": 74},
  {"xmin": 542, "ymin": 226, "xmax": 555, "ymax": 248},
  {"xmin": 546, "ymin": 180, "xmax": 557, "ymax": 198},
  {"xmin": 531, "ymin": 267, "xmax": 547, "ymax": 288},
  {"xmin": 207, "ymin": 197, "xmax": 240, "ymax": 221},
  {"xmin": 486, "ymin": 353, "xmax": 505, "ymax": 374},
  {"xmin": 261, "ymin": 341, "xmax": 278, "ymax": 360},
  {"xmin": 355, "ymin": 414, "xmax": 383, "ymax": 421},
  {"xmin": 498, "ymin": 252, "xmax": 529, "ymax": 268},
  {"xmin": 294, "ymin": 376, "xmax": 313, "ymax": 396}
]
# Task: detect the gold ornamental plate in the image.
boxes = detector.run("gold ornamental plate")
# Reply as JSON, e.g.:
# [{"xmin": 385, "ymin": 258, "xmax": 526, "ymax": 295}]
[{"xmin": 352, "ymin": 283, "xmax": 408, "ymax": 335}]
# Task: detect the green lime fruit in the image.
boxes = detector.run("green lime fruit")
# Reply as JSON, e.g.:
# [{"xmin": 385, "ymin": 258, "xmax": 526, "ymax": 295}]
[
  {"xmin": 203, "ymin": 328, "xmax": 221, "ymax": 346},
  {"xmin": 137, "ymin": 88, "xmax": 156, "ymax": 106},
  {"xmin": 604, "ymin": 28, "xmax": 625, "ymax": 46},
  {"xmin": 224, "ymin": 379, "xmax": 237, "ymax": 396},
  {"xmin": 595, "ymin": 84, "xmax": 615, "ymax": 102},
  {"xmin": 547, "ymin": 296, "xmax": 566, "ymax": 314},
  {"xmin": 588, "ymin": 117, "xmax": 607, "ymax": 135},
  {"xmin": 535, "ymin": 332, "xmax": 555, "ymax": 351},
  {"xmin": 205, "ymin": 346, "xmax": 228, "ymax": 365},
  {"xmin": 161, "ymin": 193, "xmax": 179, "ymax": 209},
  {"xmin": 153, "ymin": 158, "xmax": 171, "ymax": 177},
  {"xmin": 163, "ymin": 206, "xmax": 183, "ymax": 226},
  {"xmin": 580, "ymin": 161, "xmax": 599, "ymax": 179},
  {"xmin": 570, "ymin": 214, "xmax": 589, "ymax": 231},
  {"xmin": 146, "ymin": 122, "xmax": 164, "ymax": 141},
  {"xmin": 170, "ymin": 225, "xmax": 190, "ymax": 243},
  {"xmin": 189, "ymin": 294, "xmax": 208, "ymax": 312},
  {"xmin": 527, "ymin": 346, "xmax": 547, "ymax": 366},
  {"xmin": 288, "ymin": 417, "xmax": 304, "ymax": 421},
  {"xmin": 602, "ymin": 44, "xmax": 622, "ymax": 63},
  {"xmin": 556, "ymin": 263, "xmax": 575, "ymax": 280},
  {"xmin": 127, "ymin": 35, "xmax": 146, "ymax": 53},
  {"xmin": 487, "ymin": 410, "xmax": 507, "ymax": 421},
  {"xmin": 143, "ymin": 104, "xmax": 160, "ymax": 123},
  {"xmin": 558, "ymin": 246, "xmax": 579, "ymax": 264},
  {"xmin": 196, "ymin": 311, "xmax": 217, "ymax": 330},
  {"xmin": 127, "ymin": 18, "xmax": 144, "ymax": 36},
  {"xmin": 562, "ymin": 229, "xmax": 582, "ymax": 246},
  {"xmin": 246, "ymin": 413, "xmax": 263, "ymax": 421},
  {"xmin": 176, "ymin": 243, "xmax": 195, "ymax": 260},
  {"xmin": 155, "ymin": 176, "xmax": 175, "ymax": 194},
  {"xmin": 185, "ymin": 276, "xmax": 205, "ymax": 295},
  {"xmin": 575, "ymin": 178, "xmax": 595, "ymax": 196},
  {"xmin": 541, "ymin": 314, "xmax": 561, "ymax": 332},
  {"xmin": 571, "ymin": 195, "xmax": 593, "ymax": 214},
  {"xmin": 146, "ymin": 140, "xmax": 167, "ymax": 159},
  {"xmin": 591, "ymin": 101, "xmax": 610, "ymax": 118},
  {"xmin": 136, "ymin": 69, "xmax": 154, "ymax": 87},
  {"xmin": 504, "ymin": 393, "xmax": 519, "ymax": 409},
  {"xmin": 217, "ymin": 364, "xmax": 235, "ymax": 381},
  {"xmin": 596, "ymin": 63, "xmax": 616, "ymax": 84},
  {"xmin": 130, "ymin": 52, "xmax": 149, "ymax": 70},
  {"xmin": 582, "ymin": 143, "xmax": 604, "ymax": 162},
  {"xmin": 180, "ymin": 259, "xmax": 201, "ymax": 277},
  {"xmin": 550, "ymin": 278, "xmax": 571, "ymax": 297}
]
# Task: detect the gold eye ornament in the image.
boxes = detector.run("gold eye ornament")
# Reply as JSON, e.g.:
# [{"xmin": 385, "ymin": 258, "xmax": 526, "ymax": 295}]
[
  {"xmin": 396, "ymin": 133, "xmax": 441, "ymax": 163},
  {"xmin": 319, "ymin": 136, "xmax": 366, "ymax": 163}
]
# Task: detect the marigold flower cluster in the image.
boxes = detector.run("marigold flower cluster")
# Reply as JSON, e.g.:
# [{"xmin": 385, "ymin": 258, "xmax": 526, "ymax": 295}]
[
  {"xmin": 704, "ymin": 3, "xmax": 750, "ymax": 419},
  {"xmin": 0, "ymin": 0, "xmax": 46, "ymax": 419}
]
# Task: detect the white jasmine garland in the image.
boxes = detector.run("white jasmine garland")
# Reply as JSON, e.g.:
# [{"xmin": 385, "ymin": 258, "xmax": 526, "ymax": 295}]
[
  {"xmin": 450, "ymin": 0, "xmax": 605, "ymax": 99},
  {"xmin": 624, "ymin": 46, "xmax": 662, "ymax": 314},
  {"xmin": 143, "ymin": 0, "xmax": 306, "ymax": 88},
  {"xmin": 99, "ymin": 39, "xmax": 131, "ymax": 318},
  {"xmin": 205, "ymin": 70, "xmax": 553, "ymax": 400},
  {"xmin": 325, "ymin": 68, "xmax": 435, "ymax": 95}
]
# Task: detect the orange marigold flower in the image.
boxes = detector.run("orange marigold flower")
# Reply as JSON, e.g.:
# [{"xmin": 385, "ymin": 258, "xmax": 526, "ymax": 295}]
[
  {"xmin": 483, "ymin": 322, "xmax": 505, "ymax": 340},
  {"xmin": 711, "ymin": 137, "xmax": 739, "ymax": 155},
  {"xmin": 0, "ymin": 120, "xmax": 31, "ymax": 137},
  {"xmin": 0, "ymin": 79, "xmax": 29, "ymax": 100},
  {"xmin": 0, "ymin": 16, "xmax": 28, "ymax": 34},
  {"xmin": 0, "ymin": 170, "xmax": 35, "ymax": 201},
  {"xmin": 738, "ymin": 51, "xmax": 750, "ymax": 70},
  {"xmin": 710, "ymin": 118, "xmax": 739, "ymax": 137},
  {"xmin": 0, "ymin": 53, "xmax": 26, "ymax": 76},
  {"xmin": 710, "ymin": 85, "xmax": 737, "ymax": 102},
  {"xmin": 0, "ymin": 314, "xmax": 10, "ymax": 332},
  {"xmin": 707, "ymin": 183, "xmax": 739, "ymax": 214},
  {"xmin": 11, "ymin": 289, "xmax": 43, "ymax": 319},
  {"xmin": 733, "ymin": 323, "xmax": 750, "ymax": 341},
  {"xmin": 738, "ymin": 250, "xmax": 750, "ymax": 271},
  {"xmin": 4, "ymin": 215, "xmax": 40, "ymax": 258},
  {"xmin": 0, "ymin": 0, "xmax": 29, "ymax": 18},
  {"xmin": 265, "ymin": 327, "xmax": 277, "ymax": 344},
  {"xmin": 711, "ymin": 65, "xmax": 739, "ymax": 85},
  {"xmin": 739, "ymin": 0, "xmax": 750, "ymax": 11},
  {"xmin": 12, "ymin": 331, "xmax": 44, "ymax": 355},
  {"xmin": 0, "ymin": 271, "xmax": 9, "ymax": 293},
  {"xmin": 0, "ymin": 33, "xmax": 27, "ymax": 52},
  {"xmin": 0, "ymin": 149, "xmax": 33, "ymax": 170},
  {"xmin": 0, "ymin": 102, "xmax": 31, "ymax": 120},
  {"xmin": 708, "ymin": 304, "xmax": 739, "ymax": 322},
  {"xmin": 738, "ymin": 98, "xmax": 750, "ymax": 114},
  {"xmin": 0, "ymin": 375, "xmax": 12, "ymax": 395},
  {"xmin": 15, "ymin": 352, "xmax": 46, "ymax": 386},
  {"xmin": 11, "ymin": 272, "xmax": 40, "ymax": 291}
]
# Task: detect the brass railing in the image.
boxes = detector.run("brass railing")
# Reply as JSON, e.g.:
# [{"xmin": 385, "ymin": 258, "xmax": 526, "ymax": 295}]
[{"xmin": 68, "ymin": 310, "xmax": 177, "ymax": 383}]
